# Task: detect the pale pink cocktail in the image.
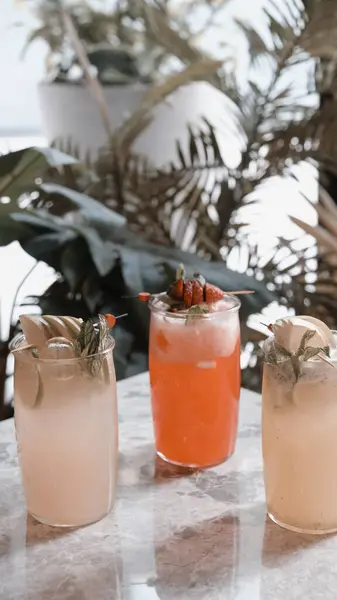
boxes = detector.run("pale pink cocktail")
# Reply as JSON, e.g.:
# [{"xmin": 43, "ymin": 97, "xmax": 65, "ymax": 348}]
[{"xmin": 11, "ymin": 315, "xmax": 118, "ymax": 527}]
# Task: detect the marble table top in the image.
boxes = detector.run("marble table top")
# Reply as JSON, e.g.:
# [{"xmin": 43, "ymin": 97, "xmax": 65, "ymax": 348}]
[{"xmin": 1, "ymin": 373, "xmax": 337, "ymax": 600}]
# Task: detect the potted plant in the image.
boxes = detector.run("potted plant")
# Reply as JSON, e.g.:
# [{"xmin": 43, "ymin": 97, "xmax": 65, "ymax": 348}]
[{"xmin": 21, "ymin": 0, "xmax": 230, "ymax": 163}]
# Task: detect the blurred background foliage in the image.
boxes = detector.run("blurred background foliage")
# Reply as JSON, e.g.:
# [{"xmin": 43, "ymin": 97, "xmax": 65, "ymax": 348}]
[{"xmin": 2, "ymin": 0, "xmax": 337, "ymax": 417}]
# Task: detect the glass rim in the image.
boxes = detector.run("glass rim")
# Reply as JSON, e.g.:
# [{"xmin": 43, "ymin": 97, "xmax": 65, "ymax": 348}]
[
  {"xmin": 148, "ymin": 292, "xmax": 241, "ymax": 319},
  {"xmin": 9, "ymin": 332, "xmax": 115, "ymax": 364},
  {"xmin": 263, "ymin": 329, "xmax": 337, "ymax": 347},
  {"xmin": 262, "ymin": 332, "xmax": 337, "ymax": 369}
]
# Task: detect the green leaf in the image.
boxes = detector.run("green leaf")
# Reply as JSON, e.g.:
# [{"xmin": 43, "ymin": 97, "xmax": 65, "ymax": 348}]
[
  {"xmin": 76, "ymin": 226, "xmax": 118, "ymax": 277},
  {"xmin": 82, "ymin": 274, "xmax": 104, "ymax": 313},
  {"xmin": 202, "ymin": 118, "xmax": 224, "ymax": 163},
  {"xmin": 36, "ymin": 280, "xmax": 91, "ymax": 321},
  {"xmin": 112, "ymin": 240, "xmax": 275, "ymax": 320},
  {"xmin": 264, "ymin": 346, "xmax": 278, "ymax": 365},
  {"xmin": 0, "ymin": 215, "xmax": 35, "ymax": 247},
  {"xmin": 274, "ymin": 342, "xmax": 292, "ymax": 358},
  {"xmin": 291, "ymin": 355, "xmax": 301, "ymax": 381},
  {"xmin": 112, "ymin": 326, "xmax": 134, "ymax": 380},
  {"xmin": 21, "ymin": 26, "xmax": 50, "ymax": 59},
  {"xmin": 0, "ymin": 147, "xmax": 78, "ymax": 202},
  {"xmin": 323, "ymin": 345, "xmax": 331, "ymax": 357},
  {"xmin": 38, "ymin": 183, "xmax": 126, "ymax": 227},
  {"xmin": 11, "ymin": 210, "xmax": 66, "ymax": 232},
  {"xmin": 176, "ymin": 140, "xmax": 187, "ymax": 169},
  {"xmin": 34, "ymin": 370, "xmax": 44, "ymax": 408},
  {"xmin": 60, "ymin": 238, "xmax": 90, "ymax": 292},
  {"xmin": 188, "ymin": 125, "xmax": 199, "ymax": 165},
  {"xmin": 87, "ymin": 48, "xmax": 141, "ymax": 82},
  {"xmin": 176, "ymin": 264, "xmax": 185, "ymax": 280},
  {"xmin": 297, "ymin": 329, "xmax": 316, "ymax": 354},
  {"xmin": 300, "ymin": 347, "xmax": 321, "ymax": 361},
  {"xmin": 74, "ymin": 319, "xmax": 98, "ymax": 356},
  {"xmin": 186, "ymin": 305, "xmax": 209, "ymax": 324},
  {"xmin": 74, "ymin": 316, "xmax": 110, "ymax": 378},
  {"xmin": 23, "ymin": 231, "xmax": 76, "ymax": 260}
]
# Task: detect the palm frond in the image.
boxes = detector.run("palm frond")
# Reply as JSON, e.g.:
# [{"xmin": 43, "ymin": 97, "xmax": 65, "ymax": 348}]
[
  {"xmin": 234, "ymin": 19, "xmax": 270, "ymax": 64},
  {"xmin": 284, "ymin": 185, "xmax": 337, "ymax": 327},
  {"xmin": 113, "ymin": 59, "xmax": 223, "ymax": 154},
  {"xmin": 140, "ymin": 1, "xmax": 204, "ymax": 64}
]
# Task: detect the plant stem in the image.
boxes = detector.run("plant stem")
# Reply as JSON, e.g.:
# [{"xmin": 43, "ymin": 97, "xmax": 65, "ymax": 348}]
[
  {"xmin": 10, "ymin": 263, "xmax": 38, "ymax": 333},
  {"xmin": 61, "ymin": 5, "xmax": 113, "ymax": 138}
]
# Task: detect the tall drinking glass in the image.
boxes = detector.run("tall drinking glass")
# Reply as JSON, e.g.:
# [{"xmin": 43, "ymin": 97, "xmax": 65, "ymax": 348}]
[
  {"xmin": 11, "ymin": 333, "xmax": 118, "ymax": 527},
  {"xmin": 262, "ymin": 334, "xmax": 337, "ymax": 534},
  {"xmin": 149, "ymin": 294, "xmax": 241, "ymax": 468}
]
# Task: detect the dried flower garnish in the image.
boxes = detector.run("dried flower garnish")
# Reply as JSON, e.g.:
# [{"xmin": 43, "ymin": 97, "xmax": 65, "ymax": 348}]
[
  {"xmin": 186, "ymin": 304, "xmax": 209, "ymax": 324},
  {"xmin": 264, "ymin": 328, "xmax": 332, "ymax": 382},
  {"xmin": 74, "ymin": 315, "xmax": 111, "ymax": 379},
  {"xmin": 34, "ymin": 371, "xmax": 44, "ymax": 407}
]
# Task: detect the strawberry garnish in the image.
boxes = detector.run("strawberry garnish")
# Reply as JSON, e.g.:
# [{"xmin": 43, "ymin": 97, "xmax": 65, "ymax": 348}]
[
  {"xmin": 193, "ymin": 273, "xmax": 206, "ymax": 289},
  {"xmin": 192, "ymin": 279, "xmax": 204, "ymax": 306},
  {"xmin": 175, "ymin": 278, "xmax": 184, "ymax": 300},
  {"xmin": 105, "ymin": 313, "xmax": 116, "ymax": 328},
  {"xmin": 134, "ymin": 263, "xmax": 253, "ymax": 312},
  {"xmin": 205, "ymin": 283, "xmax": 224, "ymax": 303},
  {"xmin": 183, "ymin": 280, "xmax": 193, "ymax": 309},
  {"xmin": 167, "ymin": 278, "xmax": 184, "ymax": 300}
]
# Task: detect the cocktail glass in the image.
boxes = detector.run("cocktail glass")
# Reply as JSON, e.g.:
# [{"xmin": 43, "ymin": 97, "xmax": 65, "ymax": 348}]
[
  {"xmin": 10, "ymin": 333, "xmax": 118, "ymax": 527},
  {"xmin": 262, "ymin": 334, "xmax": 337, "ymax": 534},
  {"xmin": 149, "ymin": 294, "xmax": 241, "ymax": 468}
]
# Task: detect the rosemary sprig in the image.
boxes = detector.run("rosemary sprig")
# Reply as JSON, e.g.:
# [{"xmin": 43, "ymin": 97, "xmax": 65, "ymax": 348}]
[
  {"xmin": 176, "ymin": 263, "xmax": 185, "ymax": 280},
  {"xmin": 264, "ymin": 328, "xmax": 332, "ymax": 382},
  {"xmin": 186, "ymin": 304, "xmax": 209, "ymax": 324},
  {"xmin": 34, "ymin": 370, "xmax": 44, "ymax": 407},
  {"xmin": 73, "ymin": 315, "xmax": 111, "ymax": 378}
]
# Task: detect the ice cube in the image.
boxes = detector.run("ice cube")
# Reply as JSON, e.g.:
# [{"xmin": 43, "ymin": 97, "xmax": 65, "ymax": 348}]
[{"xmin": 39, "ymin": 337, "xmax": 75, "ymax": 360}]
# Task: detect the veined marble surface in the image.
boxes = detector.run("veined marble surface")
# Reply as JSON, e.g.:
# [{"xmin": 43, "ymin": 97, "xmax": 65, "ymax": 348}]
[{"xmin": 1, "ymin": 373, "xmax": 336, "ymax": 600}]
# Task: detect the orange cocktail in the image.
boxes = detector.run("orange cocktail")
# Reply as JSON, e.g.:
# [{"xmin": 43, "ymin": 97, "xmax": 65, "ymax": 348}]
[{"xmin": 149, "ymin": 295, "xmax": 241, "ymax": 467}]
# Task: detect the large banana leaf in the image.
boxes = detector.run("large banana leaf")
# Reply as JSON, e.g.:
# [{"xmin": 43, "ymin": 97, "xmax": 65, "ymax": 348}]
[
  {"xmin": 38, "ymin": 183, "xmax": 126, "ymax": 226},
  {"xmin": 5, "ymin": 204, "xmax": 275, "ymax": 319},
  {"xmin": 0, "ymin": 147, "xmax": 78, "ymax": 207},
  {"xmin": 5, "ymin": 200, "xmax": 274, "ymax": 380}
]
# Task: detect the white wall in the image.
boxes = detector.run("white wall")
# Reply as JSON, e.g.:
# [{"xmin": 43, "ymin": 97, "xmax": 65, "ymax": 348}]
[{"xmin": 0, "ymin": 0, "xmax": 45, "ymax": 135}]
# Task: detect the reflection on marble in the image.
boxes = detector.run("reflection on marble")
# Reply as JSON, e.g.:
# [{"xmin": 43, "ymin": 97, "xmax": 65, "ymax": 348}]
[{"xmin": 1, "ymin": 373, "xmax": 337, "ymax": 599}]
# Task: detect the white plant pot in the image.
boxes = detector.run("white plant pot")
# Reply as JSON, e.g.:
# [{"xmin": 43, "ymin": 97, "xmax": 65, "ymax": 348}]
[{"xmin": 38, "ymin": 81, "xmax": 240, "ymax": 168}]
